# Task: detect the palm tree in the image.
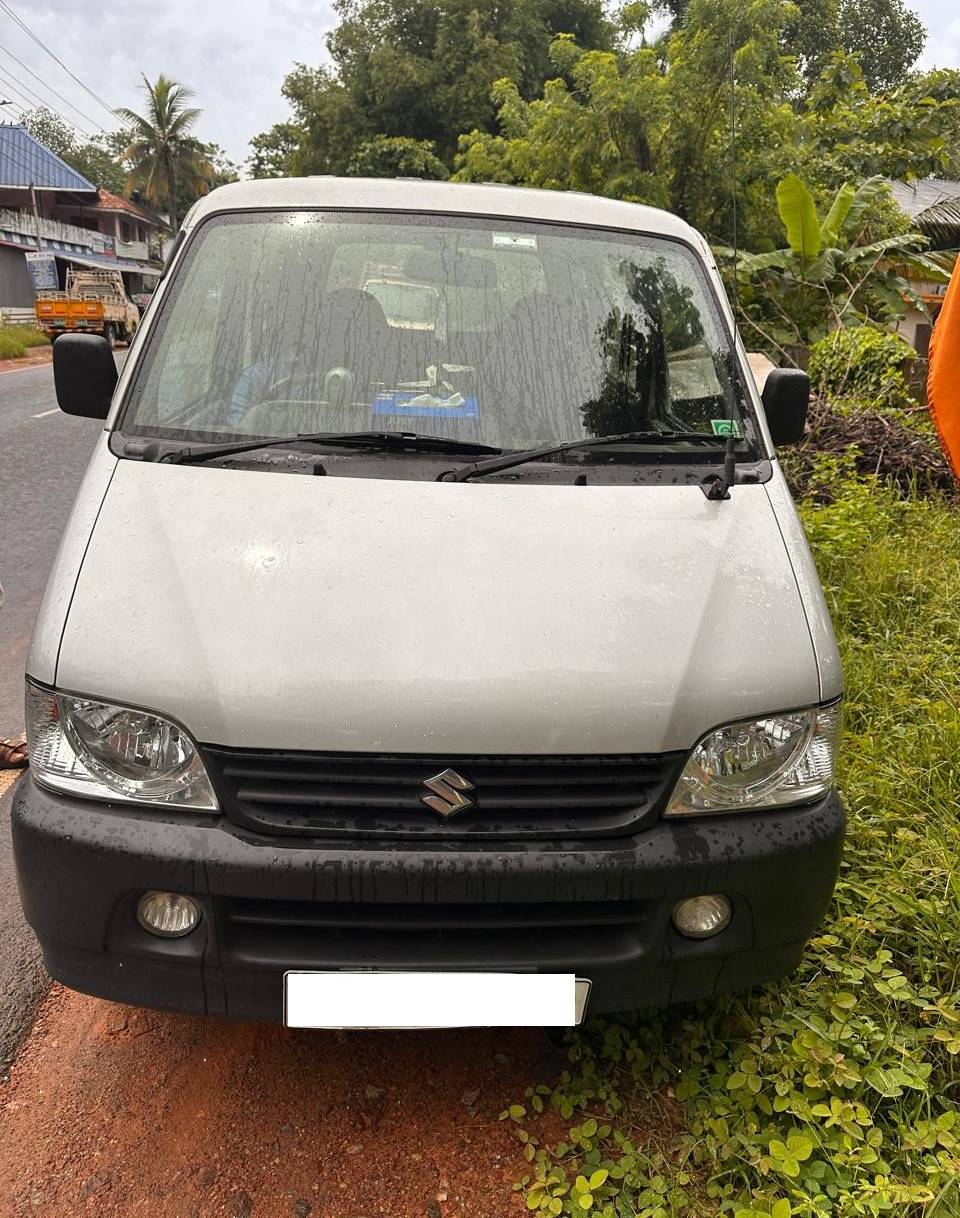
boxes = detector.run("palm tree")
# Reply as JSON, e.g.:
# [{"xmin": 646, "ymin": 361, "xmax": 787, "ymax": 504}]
[{"xmin": 116, "ymin": 74, "xmax": 212, "ymax": 231}]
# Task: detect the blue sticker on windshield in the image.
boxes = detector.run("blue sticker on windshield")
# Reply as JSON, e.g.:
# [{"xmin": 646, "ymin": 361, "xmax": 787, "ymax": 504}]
[{"xmin": 373, "ymin": 391, "xmax": 479, "ymax": 419}]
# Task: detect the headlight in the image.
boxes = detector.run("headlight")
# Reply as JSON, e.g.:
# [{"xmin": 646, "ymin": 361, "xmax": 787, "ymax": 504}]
[
  {"xmin": 25, "ymin": 681, "xmax": 218, "ymax": 811},
  {"xmin": 665, "ymin": 702, "xmax": 840, "ymax": 816}
]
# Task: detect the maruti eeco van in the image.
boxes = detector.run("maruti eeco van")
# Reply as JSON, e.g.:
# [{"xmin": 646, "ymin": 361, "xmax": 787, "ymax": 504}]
[{"xmin": 12, "ymin": 179, "xmax": 844, "ymax": 1028}]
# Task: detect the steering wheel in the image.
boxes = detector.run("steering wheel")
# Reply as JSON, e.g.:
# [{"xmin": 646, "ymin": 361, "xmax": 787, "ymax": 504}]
[
  {"xmin": 264, "ymin": 372, "xmax": 299, "ymax": 401},
  {"xmin": 265, "ymin": 368, "xmax": 362, "ymax": 402}
]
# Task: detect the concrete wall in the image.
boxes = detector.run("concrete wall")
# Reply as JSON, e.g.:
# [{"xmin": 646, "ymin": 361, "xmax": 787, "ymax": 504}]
[
  {"xmin": 0, "ymin": 245, "xmax": 35, "ymax": 309},
  {"xmin": 746, "ymin": 352, "xmax": 776, "ymax": 392},
  {"xmin": 897, "ymin": 305, "xmax": 935, "ymax": 357}
]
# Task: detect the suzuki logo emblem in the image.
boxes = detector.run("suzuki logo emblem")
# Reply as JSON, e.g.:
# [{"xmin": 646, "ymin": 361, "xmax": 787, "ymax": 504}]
[{"xmin": 420, "ymin": 768, "xmax": 476, "ymax": 817}]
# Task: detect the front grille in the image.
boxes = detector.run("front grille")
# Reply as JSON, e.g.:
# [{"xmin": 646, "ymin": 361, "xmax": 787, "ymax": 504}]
[
  {"xmin": 218, "ymin": 896, "xmax": 651, "ymax": 969},
  {"xmin": 203, "ymin": 748, "xmax": 683, "ymax": 840}
]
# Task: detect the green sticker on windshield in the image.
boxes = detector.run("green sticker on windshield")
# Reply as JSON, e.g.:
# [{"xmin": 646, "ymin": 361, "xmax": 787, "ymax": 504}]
[{"xmin": 710, "ymin": 418, "xmax": 742, "ymax": 438}]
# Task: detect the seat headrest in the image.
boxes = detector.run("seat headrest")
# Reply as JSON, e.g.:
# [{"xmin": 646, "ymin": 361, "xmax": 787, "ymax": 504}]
[{"xmin": 319, "ymin": 288, "xmax": 390, "ymax": 332}]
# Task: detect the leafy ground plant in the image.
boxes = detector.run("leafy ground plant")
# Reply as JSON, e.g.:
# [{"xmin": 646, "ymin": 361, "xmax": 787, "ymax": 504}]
[
  {"xmin": 808, "ymin": 327, "xmax": 917, "ymax": 410},
  {"xmin": 508, "ymin": 464, "xmax": 960, "ymax": 1217}
]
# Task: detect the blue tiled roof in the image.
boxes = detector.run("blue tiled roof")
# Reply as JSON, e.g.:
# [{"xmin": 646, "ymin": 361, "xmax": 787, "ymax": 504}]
[{"xmin": 0, "ymin": 124, "xmax": 96, "ymax": 192}]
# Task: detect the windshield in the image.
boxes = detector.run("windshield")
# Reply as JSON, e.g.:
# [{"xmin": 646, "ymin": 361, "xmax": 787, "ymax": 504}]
[{"xmin": 121, "ymin": 211, "xmax": 753, "ymax": 461}]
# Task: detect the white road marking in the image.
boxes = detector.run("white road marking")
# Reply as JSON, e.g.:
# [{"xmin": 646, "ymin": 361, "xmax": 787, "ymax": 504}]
[{"xmin": 32, "ymin": 408, "xmax": 58, "ymax": 418}]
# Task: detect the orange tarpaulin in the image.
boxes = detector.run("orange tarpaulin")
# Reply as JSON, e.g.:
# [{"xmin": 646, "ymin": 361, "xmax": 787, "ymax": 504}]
[{"xmin": 927, "ymin": 260, "xmax": 960, "ymax": 481}]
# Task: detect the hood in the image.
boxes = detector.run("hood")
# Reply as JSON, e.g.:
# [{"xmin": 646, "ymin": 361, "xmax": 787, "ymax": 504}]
[{"xmin": 56, "ymin": 462, "xmax": 820, "ymax": 754}]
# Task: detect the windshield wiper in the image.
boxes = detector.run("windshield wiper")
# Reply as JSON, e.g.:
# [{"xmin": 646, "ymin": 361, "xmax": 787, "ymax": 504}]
[
  {"xmin": 154, "ymin": 431, "xmax": 503, "ymax": 466},
  {"xmin": 436, "ymin": 430, "xmax": 748, "ymax": 483}
]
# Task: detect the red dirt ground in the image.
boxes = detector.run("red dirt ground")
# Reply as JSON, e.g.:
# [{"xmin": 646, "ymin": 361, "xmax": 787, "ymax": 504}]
[
  {"xmin": 0, "ymin": 984, "xmax": 553, "ymax": 1218},
  {"xmin": 0, "ymin": 349, "xmax": 53, "ymax": 374}
]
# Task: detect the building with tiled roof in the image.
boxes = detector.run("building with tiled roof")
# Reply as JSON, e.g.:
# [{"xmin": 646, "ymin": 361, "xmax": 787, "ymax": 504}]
[
  {"xmin": 0, "ymin": 124, "xmax": 165, "ymax": 312},
  {"xmin": 889, "ymin": 178, "xmax": 960, "ymax": 248},
  {"xmin": 96, "ymin": 188, "xmax": 154, "ymax": 219},
  {"xmin": 888, "ymin": 178, "xmax": 960, "ymax": 356}
]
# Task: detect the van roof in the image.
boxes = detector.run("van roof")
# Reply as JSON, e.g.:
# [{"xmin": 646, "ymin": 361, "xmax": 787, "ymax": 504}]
[{"xmin": 185, "ymin": 177, "xmax": 704, "ymax": 247}]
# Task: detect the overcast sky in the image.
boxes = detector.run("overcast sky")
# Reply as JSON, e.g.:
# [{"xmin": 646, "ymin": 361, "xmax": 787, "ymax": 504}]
[{"xmin": 0, "ymin": 0, "xmax": 957, "ymax": 171}]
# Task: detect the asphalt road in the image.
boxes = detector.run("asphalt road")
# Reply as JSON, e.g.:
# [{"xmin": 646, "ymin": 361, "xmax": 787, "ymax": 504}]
[{"xmin": 0, "ymin": 353, "xmax": 116, "ymax": 1071}]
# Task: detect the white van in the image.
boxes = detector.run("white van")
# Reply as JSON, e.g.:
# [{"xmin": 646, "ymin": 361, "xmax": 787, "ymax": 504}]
[{"xmin": 13, "ymin": 179, "xmax": 843, "ymax": 1029}]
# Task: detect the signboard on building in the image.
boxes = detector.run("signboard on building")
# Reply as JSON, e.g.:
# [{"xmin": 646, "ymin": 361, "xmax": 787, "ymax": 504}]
[{"xmin": 25, "ymin": 251, "xmax": 58, "ymax": 291}]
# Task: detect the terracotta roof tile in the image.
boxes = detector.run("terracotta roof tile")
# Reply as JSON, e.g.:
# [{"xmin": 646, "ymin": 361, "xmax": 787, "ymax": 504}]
[{"xmin": 95, "ymin": 189, "xmax": 156, "ymax": 222}]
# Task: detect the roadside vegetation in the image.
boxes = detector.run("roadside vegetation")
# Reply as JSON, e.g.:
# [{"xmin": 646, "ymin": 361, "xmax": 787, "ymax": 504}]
[
  {"xmin": 782, "ymin": 328, "xmax": 955, "ymax": 502},
  {"xmin": 727, "ymin": 174, "xmax": 952, "ymax": 355},
  {"xmin": 0, "ymin": 326, "xmax": 50, "ymax": 361}
]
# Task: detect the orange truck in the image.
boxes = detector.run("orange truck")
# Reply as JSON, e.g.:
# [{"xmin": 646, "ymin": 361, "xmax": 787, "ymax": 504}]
[{"xmin": 35, "ymin": 268, "xmax": 140, "ymax": 348}]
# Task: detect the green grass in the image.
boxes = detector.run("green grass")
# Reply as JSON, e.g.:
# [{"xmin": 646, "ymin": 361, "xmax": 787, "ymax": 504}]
[
  {"xmin": 508, "ymin": 462, "xmax": 960, "ymax": 1218},
  {"xmin": 0, "ymin": 325, "xmax": 49, "ymax": 360}
]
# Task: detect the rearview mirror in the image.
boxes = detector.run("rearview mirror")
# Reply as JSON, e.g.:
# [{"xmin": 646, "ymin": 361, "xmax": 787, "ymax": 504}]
[
  {"xmin": 53, "ymin": 334, "xmax": 118, "ymax": 419},
  {"xmin": 761, "ymin": 367, "xmax": 809, "ymax": 447}
]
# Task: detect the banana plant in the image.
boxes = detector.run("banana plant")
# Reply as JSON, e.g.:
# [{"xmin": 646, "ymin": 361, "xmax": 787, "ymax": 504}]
[{"xmin": 717, "ymin": 172, "xmax": 953, "ymax": 352}]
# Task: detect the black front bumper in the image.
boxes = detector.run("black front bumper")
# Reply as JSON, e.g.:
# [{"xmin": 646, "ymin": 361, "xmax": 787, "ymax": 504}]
[{"xmin": 11, "ymin": 776, "xmax": 844, "ymax": 1021}]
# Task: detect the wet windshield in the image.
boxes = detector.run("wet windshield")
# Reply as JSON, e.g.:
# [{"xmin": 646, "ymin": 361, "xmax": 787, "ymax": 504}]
[{"xmin": 122, "ymin": 211, "xmax": 752, "ymax": 458}]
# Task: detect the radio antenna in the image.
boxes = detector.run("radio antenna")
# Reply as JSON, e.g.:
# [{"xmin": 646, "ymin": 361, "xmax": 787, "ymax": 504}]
[{"xmin": 729, "ymin": 30, "xmax": 738, "ymax": 316}]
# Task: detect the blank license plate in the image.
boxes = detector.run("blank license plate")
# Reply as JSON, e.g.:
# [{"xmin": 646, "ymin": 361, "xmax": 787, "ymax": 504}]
[{"xmin": 283, "ymin": 971, "xmax": 590, "ymax": 1029}]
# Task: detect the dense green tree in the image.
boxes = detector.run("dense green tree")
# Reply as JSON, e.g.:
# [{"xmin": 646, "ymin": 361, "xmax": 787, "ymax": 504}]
[
  {"xmin": 660, "ymin": 0, "xmax": 925, "ymax": 92},
  {"xmin": 347, "ymin": 135, "xmax": 449, "ymax": 178},
  {"xmin": 249, "ymin": 65, "xmax": 362, "ymax": 178},
  {"xmin": 249, "ymin": 120, "xmax": 306, "ymax": 179},
  {"xmin": 798, "ymin": 58, "xmax": 960, "ymax": 188},
  {"xmin": 248, "ymin": 0, "xmax": 615, "ymax": 176},
  {"xmin": 173, "ymin": 141, "xmax": 239, "ymax": 222},
  {"xmin": 834, "ymin": 0, "xmax": 925, "ymax": 92},
  {"xmin": 661, "ymin": 0, "xmax": 797, "ymax": 244},
  {"xmin": 455, "ymin": 37, "xmax": 672, "ymax": 203},
  {"xmin": 453, "ymin": 0, "xmax": 960, "ymax": 253},
  {"xmin": 455, "ymin": 0, "xmax": 800, "ymax": 248}
]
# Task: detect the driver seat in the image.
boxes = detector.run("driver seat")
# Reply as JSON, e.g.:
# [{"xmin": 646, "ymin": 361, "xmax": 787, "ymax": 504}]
[
  {"xmin": 237, "ymin": 289, "xmax": 394, "ymax": 435},
  {"xmin": 314, "ymin": 288, "xmax": 393, "ymax": 379}
]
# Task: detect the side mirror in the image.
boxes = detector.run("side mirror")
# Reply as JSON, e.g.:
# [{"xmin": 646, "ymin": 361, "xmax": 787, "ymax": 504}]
[
  {"xmin": 761, "ymin": 367, "xmax": 809, "ymax": 447},
  {"xmin": 53, "ymin": 334, "xmax": 118, "ymax": 419}
]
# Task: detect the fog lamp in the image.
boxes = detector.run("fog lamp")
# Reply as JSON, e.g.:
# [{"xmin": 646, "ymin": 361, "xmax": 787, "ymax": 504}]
[
  {"xmin": 671, "ymin": 894, "xmax": 731, "ymax": 940},
  {"xmin": 136, "ymin": 891, "xmax": 201, "ymax": 938}
]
